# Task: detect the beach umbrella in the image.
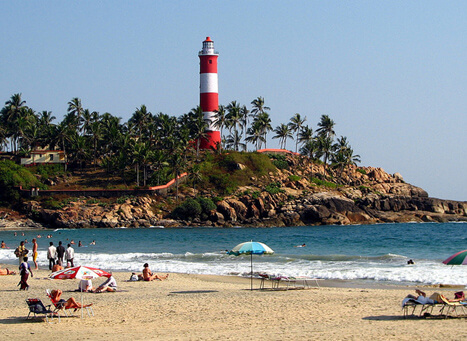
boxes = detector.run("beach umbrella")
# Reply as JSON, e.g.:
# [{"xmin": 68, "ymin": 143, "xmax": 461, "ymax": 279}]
[
  {"xmin": 49, "ymin": 265, "xmax": 111, "ymax": 280},
  {"xmin": 49, "ymin": 266, "xmax": 111, "ymax": 318},
  {"xmin": 229, "ymin": 241, "xmax": 274, "ymax": 290},
  {"xmin": 442, "ymin": 250, "xmax": 467, "ymax": 265}
]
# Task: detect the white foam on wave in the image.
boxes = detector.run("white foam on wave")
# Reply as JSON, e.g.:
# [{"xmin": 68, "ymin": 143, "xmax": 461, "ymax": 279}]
[{"xmin": 1, "ymin": 248, "xmax": 466, "ymax": 285}]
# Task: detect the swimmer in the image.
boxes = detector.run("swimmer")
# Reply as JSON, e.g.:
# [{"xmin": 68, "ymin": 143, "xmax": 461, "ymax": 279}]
[
  {"xmin": 294, "ymin": 243, "xmax": 306, "ymax": 248},
  {"xmin": 1, "ymin": 241, "xmax": 6, "ymax": 248}
]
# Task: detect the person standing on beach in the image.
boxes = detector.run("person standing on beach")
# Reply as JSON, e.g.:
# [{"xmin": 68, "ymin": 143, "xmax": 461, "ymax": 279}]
[
  {"xmin": 32, "ymin": 238, "xmax": 38, "ymax": 270},
  {"xmin": 15, "ymin": 241, "xmax": 28, "ymax": 266},
  {"xmin": 65, "ymin": 243, "xmax": 74, "ymax": 267},
  {"xmin": 56, "ymin": 241, "xmax": 66, "ymax": 265},
  {"xmin": 47, "ymin": 242, "xmax": 57, "ymax": 270},
  {"xmin": 19, "ymin": 256, "xmax": 33, "ymax": 290}
]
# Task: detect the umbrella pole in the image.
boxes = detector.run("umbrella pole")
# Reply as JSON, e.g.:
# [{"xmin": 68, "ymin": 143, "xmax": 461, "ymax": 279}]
[{"xmin": 250, "ymin": 253, "xmax": 253, "ymax": 291}]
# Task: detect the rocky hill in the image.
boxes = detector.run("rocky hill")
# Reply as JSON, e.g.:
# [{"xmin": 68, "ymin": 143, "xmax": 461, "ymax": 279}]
[{"xmin": 11, "ymin": 154, "xmax": 466, "ymax": 229}]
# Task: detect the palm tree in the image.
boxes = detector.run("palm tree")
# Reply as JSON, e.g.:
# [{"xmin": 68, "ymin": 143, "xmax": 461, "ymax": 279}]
[
  {"xmin": 67, "ymin": 97, "xmax": 84, "ymax": 134},
  {"xmin": 212, "ymin": 104, "xmax": 226, "ymax": 141},
  {"xmin": 317, "ymin": 135, "xmax": 333, "ymax": 170},
  {"xmin": 37, "ymin": 111, "xmax": 56, "ymax": 147},
  {"xmin": 331, "ymin": 136, "xmax": 361, "ymax": 180},
  {"xmin": 289, "ymin": 113, "xmax": 306, "ymax": 153},
  {"xmin": 226, "ymin": 101, "xmax": 243, "ymax": 137},
  {"xmin": 250, "ymin": 96, "xmax": 270, "ymax": 118},
  {"xmin": 189, "ymin": 164, "xmax": 203, "ymax": 196},
  {"xmin": 273, "ymin": 123, "xmax": 293, "ymax": 149},
  {"xmin": 300, "ymin": 138, "xmax": 319, "ymax": 178},
  {"xmin": 1, "ymin": 93, "xmax": 27, "ymax": 153},
  {"xmin": 188, "ymin": 107, "xmax": 208, "ymax": 159},
  {"xmin": 225, "ymin": 130, "xmax": 245, "ymax": 151},
  {"xmin": 298, "ymin": 125, "xmax": 313, "ymax": 148},
  {"xmin": 240, "ymin": 105, "xmax": 250, "ymax": 151},
  {"xmin": 129, "ymin": 105, "xmax": 151, "ymax": 140},
  {"xmin": 252, "ymin": 112, "xmax": 272, "ymax": 148},
  {"xmin": 316, "ymin": 114, "xmax": 335, "ymax": 140},
  {"xmin": 245, "ymin": 123, "xmax": 266, "ymax": 150}
]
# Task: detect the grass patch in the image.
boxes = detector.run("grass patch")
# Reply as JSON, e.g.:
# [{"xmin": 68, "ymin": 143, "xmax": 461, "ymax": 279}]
[{"xmin": 311, "ymin": 177, "xmax": 338, "ymax": 189}]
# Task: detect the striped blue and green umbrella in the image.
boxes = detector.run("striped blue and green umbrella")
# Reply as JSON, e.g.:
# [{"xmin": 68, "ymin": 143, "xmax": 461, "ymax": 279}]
[
  {"xmin": 229, "ymin": 241, "xmax": 274, "ymax": 290},
  {"xmin": 443, "ymin": 250, "xmax": 467, "ymax": 265}
]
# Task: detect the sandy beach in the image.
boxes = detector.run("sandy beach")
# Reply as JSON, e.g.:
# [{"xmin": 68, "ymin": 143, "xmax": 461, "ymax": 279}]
[{"xmin": 0, "ymin": 267, "xmax": 465, "ymax": 340}]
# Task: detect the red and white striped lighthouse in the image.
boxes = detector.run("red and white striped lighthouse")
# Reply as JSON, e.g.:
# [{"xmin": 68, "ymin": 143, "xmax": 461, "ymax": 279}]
[{"xmin": 199, "ymin": 37, "xmax": 221, "ymax": 149}]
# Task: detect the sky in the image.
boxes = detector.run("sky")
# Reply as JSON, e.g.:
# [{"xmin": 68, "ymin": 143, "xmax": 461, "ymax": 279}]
[{"xmin": 1, "ymin": 1, "xmax": 465, "ymax": 201}]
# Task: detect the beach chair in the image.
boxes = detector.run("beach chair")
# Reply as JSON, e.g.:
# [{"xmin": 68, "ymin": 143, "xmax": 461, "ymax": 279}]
[
  {"xmin": 46, "ymin": 289, "xmax": 94, "ymax": 317},
  {"xmin": 26, "ymin": 298, "xmax": 60, "ymax": 323},
  {"xmin": 45, "ymin": 289, "xmax": 69, "ymax": 317},
  {"xmin": 258, "ymin": 274, "xmax": 283, "ymax": 290},
  {"xmin": 438, "ymin": 296, "xmax": 467, "ymax": 318},
  {"xmin": 401, "ymin": 298, "xmax": 440, "ymax": 318}
]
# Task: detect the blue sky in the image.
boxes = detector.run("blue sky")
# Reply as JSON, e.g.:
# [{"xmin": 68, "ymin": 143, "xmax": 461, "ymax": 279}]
[{"xmin": 1, "ymin": 1, "xmax": 465, "ymax": 201}]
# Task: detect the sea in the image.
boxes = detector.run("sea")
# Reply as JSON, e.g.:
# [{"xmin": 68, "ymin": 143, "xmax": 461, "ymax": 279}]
[{"xmin": 1, "ymin": 222, "xmax": 466, "ymax": 286}]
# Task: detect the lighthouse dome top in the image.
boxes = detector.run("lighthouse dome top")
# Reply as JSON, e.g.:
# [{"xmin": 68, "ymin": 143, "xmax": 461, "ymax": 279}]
[{"xmin": 199, "ymin": 36, "xmax": 219, "ymax": 56}]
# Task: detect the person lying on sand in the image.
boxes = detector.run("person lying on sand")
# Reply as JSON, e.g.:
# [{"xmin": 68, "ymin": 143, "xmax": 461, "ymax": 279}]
[
  {"xmin": 95, "ymin": 273, "xmax": 117, "ymax": 292},
  {"xmin": 50, "ymin": 289, "xmax": 93, "ymax": 309},
  {"xmin": 139, "ymin": 263, "xmax": 169, "ymax": 281},
  {"xmin": 0, "ymin": 268, "xmax": 16, "ymax": 275}
]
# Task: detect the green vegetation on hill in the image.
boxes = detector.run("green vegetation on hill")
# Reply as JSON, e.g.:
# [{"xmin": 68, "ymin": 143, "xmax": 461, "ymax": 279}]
[
  {"xmin": 0, "ymin": 160, "xmax": 44, "ymax": 205},
  {"xmin": 197, "ymin": 152, "xmax": 276, "ymax": 195}
]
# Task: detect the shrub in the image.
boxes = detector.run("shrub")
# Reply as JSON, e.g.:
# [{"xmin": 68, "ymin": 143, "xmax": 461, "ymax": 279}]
[
  {"xmin": 289, "ymin": 175, "xmax": 301, "ymax": 182},
  {"xmin": 0, "ymin": 160, "xmax": 43, "ymax": 205},
  {"xmin": 251, "ymin": 191, "xmax": 260, "ymax": 199},
  {"xmin": 197, "ymin": 197, "xmax": 216, "ymax": 214},
  {"xmin": 265, "ymin": 181, "xmax": 284, "ymax": 195},
  {"xmin": 356, "ymin": 168, "xmax": 367, "ymax": 175},
  {"xmin": 42, "ymin": 197, "xmax": 64, "ymax": 209},
  {"xmin": 311, "ymin": 177, "xmax": 338, "ymax": 189},
  {"xmin": 171, "ymin": 198, "xmax": 202, "ymax": 221}
]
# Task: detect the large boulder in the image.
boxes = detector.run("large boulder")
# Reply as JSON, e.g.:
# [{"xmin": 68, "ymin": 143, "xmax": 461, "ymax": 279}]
[{"xmin": 217, "ymin": 201, "xmax": 237, "ymax": 222}]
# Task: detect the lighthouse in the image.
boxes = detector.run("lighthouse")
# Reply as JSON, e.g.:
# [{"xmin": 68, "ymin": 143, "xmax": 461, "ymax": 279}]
[{"xmin": 199, "ymin": 37, "xmax": 221, "ymax": 149}]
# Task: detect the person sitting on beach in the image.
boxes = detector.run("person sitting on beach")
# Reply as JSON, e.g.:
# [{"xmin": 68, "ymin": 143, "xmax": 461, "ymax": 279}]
[
  {"xmin": 78, "ymin": 278, "xmax": 95, "ymax": 292},
  {"xmin": 52, "ymin": 260, "xmax": 64, "ymax": 272},
  {"xmin": 95, "ymin": 273, "xmax": 117, "ymax": 292},
  {"xmin": 129, "ymin": 272, "xmax": 139, "ymax": 281},
  {"xmin": 50, "ymin": 289, "xmax": 93, "ymax": 310},
  {"xmin": 139, "ymin": 263, "xmax": 169, "ymax": 281}
]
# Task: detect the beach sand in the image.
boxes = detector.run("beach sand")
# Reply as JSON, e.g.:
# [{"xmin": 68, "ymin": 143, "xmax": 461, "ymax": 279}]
[{"xmin": 0, "ymin": 267, "xmax": 466, "ymax": 340}]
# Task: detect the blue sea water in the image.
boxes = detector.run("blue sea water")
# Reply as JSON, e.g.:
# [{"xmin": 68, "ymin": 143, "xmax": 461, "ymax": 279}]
[{"xmin": 1, "ymin": 222, "xmax": 466, "ymax": 285}]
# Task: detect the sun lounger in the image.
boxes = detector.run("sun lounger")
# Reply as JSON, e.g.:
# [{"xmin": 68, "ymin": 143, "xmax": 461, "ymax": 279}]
[
  {"xmin": 438, "ymin": 296, "xmax": 467, "ymax": 317},
  {"xmin": 402, "ymin": 296, "xmax": 467, "ymax": 318},
  {"xmin": 26, "ymin": 298, "xmax": 60, "ymax": 323},
  {"xmin": 46, "ymin": 289, "xmax": 94, "ymax": 317}
]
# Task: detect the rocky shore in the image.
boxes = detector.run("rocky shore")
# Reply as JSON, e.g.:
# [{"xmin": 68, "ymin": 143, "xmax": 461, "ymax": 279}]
[{"xmin": 9, "ymin": 157, "xmax": 466, "ymax": 229}]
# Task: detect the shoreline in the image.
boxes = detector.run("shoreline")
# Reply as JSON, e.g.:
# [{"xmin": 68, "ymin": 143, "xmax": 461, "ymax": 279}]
[{"xmin": 2, "ymin": 264, "xmax": 464, "ymax": 292}]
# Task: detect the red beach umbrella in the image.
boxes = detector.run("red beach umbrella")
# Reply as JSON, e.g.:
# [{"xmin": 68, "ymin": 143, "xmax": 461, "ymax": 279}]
[{"xmin": 49, "ymin": 265, "xmax": 111, "ymax": 280}]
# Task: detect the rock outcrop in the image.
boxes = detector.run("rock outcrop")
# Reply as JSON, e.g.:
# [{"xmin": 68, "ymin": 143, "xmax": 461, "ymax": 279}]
[{"xmin": 18, "ymin": 160, "xmax": 467, "ymax": 229}]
